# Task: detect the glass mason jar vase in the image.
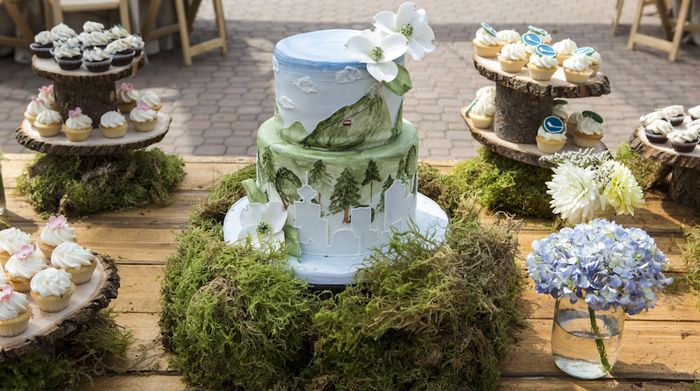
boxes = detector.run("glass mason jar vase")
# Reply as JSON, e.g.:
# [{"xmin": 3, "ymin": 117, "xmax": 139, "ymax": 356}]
[{"xmin": 551, "ymin": 298, "xmax": 625, "ymax": 379}]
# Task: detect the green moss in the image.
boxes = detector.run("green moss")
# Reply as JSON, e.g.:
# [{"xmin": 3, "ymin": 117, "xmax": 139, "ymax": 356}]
[
  {"xmin": 16, "ymin": 149, "xmax": 185, "ymax": 217},
  {"xmin": 0, "ymin": 310, "xmax": 131, "ymax": 391},
  {"xmin": 613, "ymin": 142, "xmax": 665, "ymax": 190},
  {"xmin": 682, "ymin": 226, "xmax": 700, "ymax": 307}
]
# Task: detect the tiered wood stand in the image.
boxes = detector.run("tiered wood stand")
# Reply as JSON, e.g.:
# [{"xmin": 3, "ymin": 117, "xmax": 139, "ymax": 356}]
[
  {"xmin": 0, "ymin": 254, "xmax": 119, "ymax": 362},
  {"xmin": 462, "ymin": 55, "xmax": 611, "ymax": 168},
  {"xmin": 630, "ymin": 126, "xmax": 700, "ymax": 208}
]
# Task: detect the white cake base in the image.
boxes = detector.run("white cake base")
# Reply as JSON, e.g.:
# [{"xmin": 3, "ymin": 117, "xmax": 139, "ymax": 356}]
[{"xmin": 223, "ymin": 193, "xmax": 449, "ymax": 286}]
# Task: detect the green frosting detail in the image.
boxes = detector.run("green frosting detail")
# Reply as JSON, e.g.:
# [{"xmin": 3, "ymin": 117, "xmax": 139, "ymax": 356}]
[
  {"xmin": 242, "ymin": 179, "xmax": 268, "ymax": 203},
  {"xmin": 382, "ymin": 63, "xmax": 413, "ymax": 96}
]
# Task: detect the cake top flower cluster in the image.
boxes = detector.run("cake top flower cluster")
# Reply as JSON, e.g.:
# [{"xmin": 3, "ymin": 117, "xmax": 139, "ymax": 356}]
[{"xmin": 527, "ymin": 219, "xmax": 672, "ymax": 315}]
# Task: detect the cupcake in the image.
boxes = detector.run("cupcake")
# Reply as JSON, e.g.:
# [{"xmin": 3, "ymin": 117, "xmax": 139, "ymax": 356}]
[
  {"xmin": 552, "ymin": 38, "xmax": 577, "ymax": 65},
  {"xmin": 30, "ymin": 268, "xmax": 75, "ymax": 313},
  {"xmin": 124, "ymin": 34, "xmax": 145, "ymax": 56},
  {"xmin": 689, "ymin": 105, "xmax": 700, "ymax": 121},
  {"xmin": 39, "ymin": 215, "xmax": 76, "ymax": 258},
  {"xmin": 53, "ymin": 44, "xmax": 82, "ymax": 70},
  {"xmin": 30, "ymin": 31, "xmax": 53, "ymax": 58},
  {"xmin": 661, "ymin": 105, "xmax": 685, "ymax": 126},
  {"xmin": 24, "ymin": 96, "xmax": 50, "ymax": 126},
  {"xmin": 644, "ymin": 119, "xmax": 673, "ymax": 144},
  {"xmin": 527, "ymin": 45, "xmax": 558, "ymax": 81},
  {"xmin": 117, "ymin": 83, "xmax": 139, "ymax": 113},
  {"xmin": 108, "ymin": 24, "xmax": 130, "ymax": 41},
  {"xmin": 574, "ymin": 111, "xmax": 604, "ymax": 148},
  {"xmin": 521, "ymin": 32, "xmax": 543, "ymax": 61},
  {"xmin": 552, "ymin": 99, "xmax": 569, "ymax": 122},
  {"xmin": 687, "ymin": 119, "xmax": 700, "ymax": 133},
  {"xmin": 496, "ymin": 29, "xmax": 520, "ymax": 45},
  {"xmin": 573, "ymin": 47, "xmax": 602, "ymax": 76},
  {"xmin": 106, "ymin": 39, "xmax": 135, "ymax": 66},
  {"xmin": 668, "ymin": 129, "xmax": 698, "ymax": 153},
  {"xmin": 139, "ymin": 90, "xmax": 162, "ymax": 111},
  {"xmin": 49, "ymin": 23, "xmax": 77, "ymax": 42},
  {"xmin": 0, "ymin": 285, "xmax": 31, "ymax": 337},
  {"xmin": 83, "ymin": 48, "xmax": 112, "ymax": 73},
  {"xmin": 475, "ymin": 85, "xmax": 495, "ymax": 101},
  {"xmin": 51, "ymin": 242, "xmax": 96, "ymax": 285},
  {"xmin": 498, "ymin": 42, "xmax": 528, "ymax": 73},
  {"xmin": 33, "ymin": 110, "xmax": 63, "ymax": 137},
  {"xmin": 536, "ymin": 116, "xmax": 567, "ymax": 153},
  {"xmin": 37, "ymin": 85, "xmax": 57, "ymax": 110},
  {"xmin": 640, "ymin": 110, "xmax": 668, "ymax": 127},
  {"xmin": 63, "ymin": 107, "xmax": 93, "ymax": 142},
  {"xmin": 0, "ymin": 228, "xmax": 33, "ymax": 266},
  {"xmin": 83, "ymin": 21, "xmax": 104, "ymax": 33},
  {"xmin": 468, "ymin": 97, "xmax": 495, "ymax": 129},
  {"xmin": 99, "ymin": 111, "xmax": 128, "ymax": 138},
  {"xmin": 5, "ymin": 244, "xmax": 47, "ymax": 292},
  {"xmin": 130, "ymin": 101, "xmax": 159, "ymax": 132},
  {"xmin": 567, "ymin": 111, "xmax": 583, "ymax": 134},
  {"xmin": 81, "ymin": 31, "xmax": 111, "ymax": 50},
  {"xmin": 473, "ymin": 23, "xmax": 501, "ymax": 58},
  {"xmin": 527, "ymin": 25, "xmax": 552, "ymax": 44},
  {"xmin": 562, "ymin": 53, "xmax": 593, "ymax": 84}
]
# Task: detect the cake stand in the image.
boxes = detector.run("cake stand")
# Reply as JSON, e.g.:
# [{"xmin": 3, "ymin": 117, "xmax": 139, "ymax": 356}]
[
  {"xmin": 0, "ymin": 254, "xmax": 119, "ymax": 362},
  {"xmin": 464, "ymin": 54, "xmax": 610, "ymax": 167},
  {"xmin": 629, "ymin": 126, "xmax": 700, "ymax": 208}
]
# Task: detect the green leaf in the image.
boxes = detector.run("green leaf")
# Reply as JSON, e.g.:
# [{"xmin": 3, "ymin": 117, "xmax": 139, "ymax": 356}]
[
  {"xmin": 242, "ymin": 179, "xmax": 268, "ymax": 203},
  {"xmin": 582, "ymin": 110, "xmax": 604, "ymax": 124},
  {"xmin": 283, "ymin": 224, "xmax": 300, "ymax": 257},
  {"xmin": 382, "ymin": 63, "xmax": 412, "ymax": 96}
]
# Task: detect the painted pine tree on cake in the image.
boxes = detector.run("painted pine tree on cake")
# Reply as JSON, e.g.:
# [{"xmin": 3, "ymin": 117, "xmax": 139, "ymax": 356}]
[
  {"xmin": 330, "ymin": 168, "xmax": 361, "ymax": 224},
  {"xmin": 309, "ymin": 159, "xmax": 332, "ymax": 205},
  {"xmin": 362, "ymin": 160, "xmax": 381, "ymax": 204},
  {"xmin": 377, "ymin": 175, "xmax": 394, "ymax": 213},
  {"xmin": 274, "ymin": 167, "xmax": 302, "ymax": 208}
]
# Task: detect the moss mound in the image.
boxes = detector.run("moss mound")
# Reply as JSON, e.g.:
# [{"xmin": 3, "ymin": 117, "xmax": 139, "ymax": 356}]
[
  {"xmin": 613, "ymin": 142, "xmax": 666, "ymax": 190},
  {"xmin": 16, "ymin": 149, "xmax": 185, "ymax": 217},
  {"xmin": 161, "ymin": 164, "xmax": 522, "ymax": 390},
  {"xmin": 0, "ymin": 310, "xmax": 131, "ymax": 390}
]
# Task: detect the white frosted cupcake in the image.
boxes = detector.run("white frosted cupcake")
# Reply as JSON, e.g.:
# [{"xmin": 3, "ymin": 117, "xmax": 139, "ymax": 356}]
[
  {"xmin": 468, "ymin": 98, "xmax": 496, "ymax": 129},
  {"xmin": 689, "ymin": 105, "xmax": 700, "ymax": 121},
  {"xmin": 0, "ymin": 228, "xmax": 33, "ymax": 266},
  {"xmin": 50, "ymin": 23, "xmax": 77, "ymax": 42},
  {"xmin": 30, "ymin": 268, "xmax": 75, "ymax": 312},
  {"xmin": 24, "ymin": 96, "xmax": 49, "ymax": 125},
  {"xmin": 640, "ymin": 110, "xmax": 668, "ymax": 127},
  {"xmin": 82, "ymin": 30, "xmax": 111, "ymax": 49},
  {"xmin": 527, "ymin": 52, "xmax": 558, "ymax": 81},
  {"xmin": 473, "ymin": 23, "xmax": 501, "ymax": 58},
  {"xmin": 118, "ymin": 83, "xmax": 140, "ymax": 113},
  {"xmin": 34, "ymin": 109, "xmax": 63, "ymax": 137},
  {"xmin": 5, "ymin": 244, "xmax": 47, "ymax": 292},
  {"xmin": 536, "ymin": 116, "xmax": 567, "ymax": 153},
  {"xmin": 498, "ymin": 42, "xmax": 528, "ymax": 73},
  {"xmin": 83, "ymin": 21, "xmax": 105, "ymax": 33},
  {"xmin": 39, "ymin": 215, "xmax": 76, "ymax": 257},
  {"xmin": 130, "ymin": 101, "xmax": 158, "ymax": 132},
  {"xmin": 63, "ymin": 107, "xmax": 92, "ymax": 142},
  {"xmin": 574, "ymin": 111, "xmax": 604, "ymax": 148},
  {"xmin": 0, "ymin": 285, "xmax": 31, "ymax": 337},
  {"xmin": 574, "ymin": 47, "xmax": 602, "ymax": 76},
  {"xmin": 51, "ymin": 242, "xmax": 96, "ymax": 285},
  {"xmin": 552, "ymin": 39, "xmax": 577, "ymax": 65},
  {"xmin": 496, "ymin": 29, "xmax": 520, "ymax": 45},
  {"xmin": 475, "ymin": 86, "xmax": 496, "ymax": 102},
  {"xmin": 645, "ymin": 119, "xmax": 673, "ymax": 144},
  {"xmin": 108, "ymin": 24, "xmax": 130, "ymax": 41},
  {"xmin": 139, "ymin": 90, "xmax": 162, "ymax": 111},
  {"xmin": 99, "ymin": 111, "xmax": 128, "ymax": 138},
  {"xmin": 660, "ymin": 105, "xmax": 685, "ymax": 126},
  {"xmin": 562, "ymin": 53, "xmax": 593, "ymax": 84},
  {"xmin": 37, "ymin": 85, "xmax": 57, "ymax": 110},
  {"xmin": 527, "ymin": 25, "xmax": 552, "ymax": 44}
]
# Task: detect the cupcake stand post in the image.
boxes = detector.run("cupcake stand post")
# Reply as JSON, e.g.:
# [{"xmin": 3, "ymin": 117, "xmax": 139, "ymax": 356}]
[
  {"xmin": 461, "ymin": 54, "xmax": 611, "ymax": 168},
  {"xmin": 629, "ymin": 126, "xmax": 700, "ymax": 208}
]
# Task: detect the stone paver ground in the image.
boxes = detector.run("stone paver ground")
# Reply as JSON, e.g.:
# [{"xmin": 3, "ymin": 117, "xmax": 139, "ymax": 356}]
[{"xmin": 1, "ymin": 0, "xmax": 699, "ymax": 159}]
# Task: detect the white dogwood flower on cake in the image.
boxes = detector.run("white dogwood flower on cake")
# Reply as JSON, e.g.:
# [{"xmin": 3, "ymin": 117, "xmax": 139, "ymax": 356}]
[
  {"xmin": 345, "ymin": 29, "xmax": 407, "ymax": 82},
  {"xmin": 373, "ymin": 1, "xmax": 435, "ymax": 60},
  {"xmin": 236, "ymin": 201, "xmax": 288, "ymax": 250}
]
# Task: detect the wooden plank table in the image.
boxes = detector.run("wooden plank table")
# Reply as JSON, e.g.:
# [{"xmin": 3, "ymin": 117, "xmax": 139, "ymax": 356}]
[{"xmin": 1, "ymin": 154, "xmax": 697, "ymax": 390}]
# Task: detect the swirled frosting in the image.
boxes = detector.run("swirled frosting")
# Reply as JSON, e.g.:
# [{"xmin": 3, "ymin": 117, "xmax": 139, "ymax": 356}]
[
  {"xmin": 689, "ymin": 106, "xmax": 700, "ymax": 118},
  {"xmin": 118, "ymin": 84, "xmax": 139, "ymax": 103},
  {"xmin": 496, "ymin": 29, "xmax": 520, "ymax": 44},
  {"xmin": 6, "ymin": 246, "xmax": 46, "ymax": 279},
  {"xmin": 107, "ymin": 39, "xmax": 131, "ymax": 54},
  {"xmin": 35, "ymin": 110, "xmax": 63, "ymax": 126},
  {"xmin": 577, "ymin": 116, "xmax": 603, "ymax": 136},
  {"xmin": 499, "ymin": 42, "xmax": 527, "ymax": 61},
  {"xmin": 124, "ymin": 34, "xmax": 144, "ymax": 49},
  {"xmin": 475, "ymin": 27, "xmax": 499, "ymax": 46},
  {"xmin": 640, "ymin": 111, "xmax": 667, "ymax": 126},
  {"xmin": 83, "ymin": 48, "xmax": 111, "ymax": 62},
  {"xmin": 82, "ymin": 31, "xmax": 111, "ymax": 47},
  {"xmin": 553, "ymin": 39, "xmax": 577, "ymax": 56},
  {"xmin": 30, "ymin": 268, "xmax": 73, "ymax": 297},
  {"xmin": 40, "ymin": 217, "xmax": 76, "ymax": 247},
  {"xmin": 130, "ymin": 105, "xmax": 158, "ymax": 122},
  {"xmin": 668, "ymin": 129, "xmax": 698, "ymax": 143},
  {"xmin": 139, "ymin": 91, "xmax": 161, "ymax": 108},
  {"xmin": 26, "ymin": 99, "xmax": 49, "ymax": 116},
  {"xmin": 0, "ymin": 268, "xmax": 8, "ymax": 285},
  {"xmin": 0, "ymin": 228, "xmax": 32, "ymax": 255},
  {"xmin": 563, "ymin": 53, "xmax": 592, "ymax": 71},
  {"xmin": 475, "ymin": 86, "xmax": 495, "ymax": 102},
  {"xmin": 38, "ymin": 86, "xmax": 56, "ymax": 108},
  {"xmin": 471, "ymin": 98, "xmax": 495, "ymax": 116},
  {"xmin": 34, "ymin": 31, "xmax": 53, "ymax": 45},
  {"xmin": 83, "ymin": 21, "xmax": 104, "ymax": 33},
  {"xmin": 109, "ymin": 25, "xmax": 130, "ymax": 40},
  {"xmin": 661, "ymin": 105, "xmax": 684, "ymax": 118},
  {"xmin": 588, "ymin": 49, "xmax": 602, "ymax": 65},
  {"xmin": 646, "ymin": 119, "xmax": 673, "ymax": 135},
  {"xmin": 51, "ymin": 242, "xmax": 94, "ymax": 270},
  {"xmin": 100, "ymin": 111, "xmax": 126, "ymax": 128},
  {"xmin": 553, "ymin": 101, "xmax": 569, "ymax": 120},
  {"xmin": 53, "ymin": 44, "xmax": 81, "ymax": 59},
  {"xmin": 529, "ymin": 54, "xmax": 557, "ymax": 69},
  {"xmin": 50, "ymin": 23, "xmax": 76, "ymax": 41},
  {"xmin": 56, "ymin": 36, "xmax": 80, "ymax": 47},
  {"xmin": 687, "ymin": 119, "xmax": 700, "ymax": 132},
  {"xmin": 538, "ymin": 125, "xmax": 567, "ymax": 141},
  {"xmin": 0, "ymin": 286, "xmax": 29, "ymax": 321},
  {"xmin": 65, "ymin": 112, "xmax": 92, "ymax": 130}
]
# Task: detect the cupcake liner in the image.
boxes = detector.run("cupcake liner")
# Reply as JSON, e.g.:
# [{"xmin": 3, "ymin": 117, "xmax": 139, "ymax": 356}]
[
  {"xmin": 10, "ymin": 277, "xmax": 31, "ymax": 292},
  {"xmin": 66, "ymin": 261, "xmax": 96, "ymax": 285},
  {"xmin": 527, "ymin": 64, "xmax": 557, "ymax": 81},
  {"xmin": 100, "ymin": 123, "xmax": 128, "ymax": 138},
  {"xmin": 134, "ymin": 47, "xmax": 144, "ymax": 57},
  {"xmin": 671, "ymin": 140, "xmax": 697, "ymax": 153},
  {"xmin": 564, "ymin": 69, "xmax": 592, "ymax": 84},
  {"xmin": 31, "ymin": 284, "xmax": 75, "ymax": 312},
  {"xmin": 644, "ymin": 130, "xmax": 668, "ymax": 144},
  {"xmin": 118, "ymin": 101, "xmax": 137, "ymax": 114},
  {"xmin": 499, "ymin": 59, "xmax": 526, "ymax": 73},
  {"xmin": 132, "ymin": 118, "xmax": 158, "ymax": 132},
  {"xmin": 63, "ymin": 125, "xmax": 92, "ymax": 142},
  {"xmin": 669, "ymin": 116, "xmax": 685, "ymax": 127},
  {"xmin": 468, "ymin": 113, "xmax": 494, "ymax": 129},
  {"xmin": 573, "ymin": 131, "xmax": 603, "ymax": 148},
  {"xmin": 56, "ymin": 57, "xmax": 82, "ymax": 70},
  {"xmin": 30, "ymin": 43, "xmax": 53, "ymax": 58},
  {"xmin": 536, "ymin": 136, "xmax": 566, "ymax": 154},
  {"xmin": 112, "ymin": 50, "xmax": 135, "ymax": 67},
  {"xmin": 0, "ymin": 308, "xmax": 31, "ymax": 337},
  {"xmin": 34, "ymin": 123, "xmax": 62, "ymax": 137},
  {"xmin": 85, "ymin": 57, "xmax": 113, "ymax": 73}
]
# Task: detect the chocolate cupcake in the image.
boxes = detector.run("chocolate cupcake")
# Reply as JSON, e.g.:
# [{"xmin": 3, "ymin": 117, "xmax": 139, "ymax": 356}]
[
  {"xmin": 30, "ymin": 31, "xmax": 53, "ymax": 58},
  {"xmin": 644, "ymin": 119, "xmax": 673, "ymax": 144},
  {"xmin": 668, "ymin": 130, "xmax": 698, "ymax": 153},
  {"xmin": 81, "ymin": 31, "xmax": 111, "ymax": 50},
  {"xmin": 661, "ymin": 105, "xmax": 685, "ymax": 126},
  {"xmin": 106, "ymin": 39, "xmax": 135, "ymax": 66},
  {"xmin": 83, "ymin": 48, "xmax": 112, "ymax": 73},
  {"xmin": 53, "ymin": 44, "xmax": 82, "ymax": 70},
  {"xmin": 689, "ymin": 106, "xmax": 700, "ymax": 121},
  {"xmin": 125, "ymin": 34, "xmax": 144, "ymax": 57}
]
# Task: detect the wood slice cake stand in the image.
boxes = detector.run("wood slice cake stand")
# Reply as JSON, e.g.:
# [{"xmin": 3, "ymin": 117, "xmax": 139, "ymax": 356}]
[
  {"xmin": 15, "ymin": 112, "xmax": 171, "ymax": 156},
  {"xmin": 630, "ymin": 126, "xmax": 700, "ymax": 208},
  {"xmin": 460, "ymin": 109, "xmax": 607, "ymax": 168},
  {"xmin": 472, "ymin": 54, "xmax": 611, "ymax": 145},
  {"xmin": 0, "ymin": 254, "xmax": 119, "ymax": 362}
]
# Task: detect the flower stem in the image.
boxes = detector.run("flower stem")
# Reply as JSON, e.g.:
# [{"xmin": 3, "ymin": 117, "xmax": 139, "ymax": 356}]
[{"xmin": 588, "ymin": 307, "xmax": 612, "ymax": 374}]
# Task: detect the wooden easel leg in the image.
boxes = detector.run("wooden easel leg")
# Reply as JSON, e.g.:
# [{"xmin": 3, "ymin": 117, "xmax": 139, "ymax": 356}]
[
  {"xmin": 668, "ymin": 0, "xmax": 690, "ymax": 61},
  {"xmin": 174, "ymin": 0, "xmax": 192, "ymax": 66},
  {"xmin": 628, "ymin": 0, "xmax": 646, "ymax": 49},
  {"xmin": 655, "ymin": 0, "xmax": 674, "ymax": 39},
  {"xmin": 119, "ymin": 0, "xmax": 131, "ymax": 32},
  {"xmin": 3, "ymin": 0, "xmax": 34, "ymax": 46},
  {"xmin": 213, "ymin": 0, "xmax": 227, "ymax": 55},
  {"xmin": 187, "ymin": 0, "xmax": 202, "ymax": 33},
  {"xmin": 141, "ymin": 0, "xmax": 162, "ymax": 42},
  {"xmin": 613, "ymin": 0, "xmax": 624, "ymax": 34},
  {"xmin": 49, "ymin": 0, "xmax": 63, "ymax": 26}
]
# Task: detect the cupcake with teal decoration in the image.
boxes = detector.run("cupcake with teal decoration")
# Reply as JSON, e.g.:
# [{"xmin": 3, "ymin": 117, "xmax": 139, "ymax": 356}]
[
  {"xmin": 473, "ymin": 23, "xmax": 501, "ymax": 58},
  {"xmin": 527, "ymin": 44, "xmax": 558, "ymax": 81},
  {"xmin": 527, "ymin": 25, "xmax": 552, "ymax": 44},
  {"xmin": 536, "ymin": 115, "xmax": 567, "ymax": 153},
  {"xmin": 521, "ymin": 32, "xmax": 542, "ymax": 61},
  {"xmin": 552, "ymin": 38, "xmax": 577, "ymax": 65},
  {"xmin": 498, "ymin": 42, "xmax": 528, "ymax": 73},
  {"xmin": 552, "ymin": 99, "xmax": 569, "ymax": 122},
  {"xmin": 573, "ymin": 110, "xmax": 604, "ymax": 148},
  {"xmin": 466, "ymin": 95, "xmax": 496, "ymax": 129},
  {"xmin": 573, "ymin": 47, "xmax": 601, "ymax": 76},
  {"xmin": 563, "ymin": 52, "xmax": 593, "ymax": 84}
]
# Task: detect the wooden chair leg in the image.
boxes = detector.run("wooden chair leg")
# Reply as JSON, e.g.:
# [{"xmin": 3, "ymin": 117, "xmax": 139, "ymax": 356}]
[
  {"xmin": 613, "ymin": 0, "xmax": 624, "ymax": 34},
  {"xmin": 668, "ymin": 0, "xmax": 690, "ymax": 61},
  {"xmin": 213, "ymin": 0, "xmax": 227, "ymax": 55},
  {"xmin": 187, "ymin": 0, "xmax": 202, "ymax": 33},
  {"xmin": 174, "ymin": 0, "xmax": 192, "ymax": 66},
  {"xmin": 43, "ymin": 0, "xmax": 53, "ymax": 30},
  {"xmin": 3, "ymin": 0, "xmax": 34, "ymax": 46},
  {"xmin": 118, "ymin": 0, "xmax": 131, "ymax": 32},
  {"xmin": 141, "ymin": 0, "xmax": 162, "ymax": 42},
  {"xmin": 628, "ymin": 0, "xmax": 646, "ymax": 49},
  {"xmin": 655, "ymin": 0, "xmax": 674, "ymax": 39}
]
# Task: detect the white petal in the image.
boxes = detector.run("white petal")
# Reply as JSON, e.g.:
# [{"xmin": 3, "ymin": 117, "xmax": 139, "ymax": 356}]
[
  {"xmin": 373, "ymin": 11, "xmax": 397, "ymax": 33},
  {"xmin": 260, "ymin": 202, "xmax": 288, "ymax": 234},
  {"xmin": 396, "ymin": 2, "xmax": 418, "ymax": 28},
  {"xmin": 407, "ymin": 40, "xmax": 426, "ymax": 60},
  {"xmin": 345, "ymin": 34, "xmax": 374, "ymax": 63},
  {"xmin": 415, "ymin": 24, "xmax": 436, "ymax": 50},
  {"xmin": 235, "ymin": 224, "xmax": 259, "ymax": 246},
  {"xmin": 367, "ymin": 61, "xmax": 399, "ymax": 82},
  {"xmin": 379, "ymin": 33, "xmax": 408, "ymax": 61},
  {"xmin": 411, "ymin": 9, "xmax": 429, "ymax": 36},
  {"xmin": 239, "ymin": 203, "xmax": 265, "ymax": 226},
  {"xmin": 269, "ymin": 230, "xmax": 286, "ymax": 250}
]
